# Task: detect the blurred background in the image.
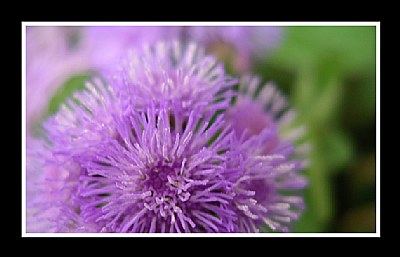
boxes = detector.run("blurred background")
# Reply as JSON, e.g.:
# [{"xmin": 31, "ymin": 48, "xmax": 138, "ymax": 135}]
[
  {"xmin": 26, "ymin": 25, "xmax": 377, "ymax": 232},
  {"xmin": 256, "ymin": 26, "xmax": 376, "ymax": 232}
]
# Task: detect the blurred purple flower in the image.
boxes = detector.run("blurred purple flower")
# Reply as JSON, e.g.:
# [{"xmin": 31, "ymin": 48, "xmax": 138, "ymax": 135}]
[
  {"xmin": 224, "ymin": 76, "xmax": 309, "ymax": 232},
  {"xmin": 225, "ymin": 129, "xmax": 307, "ymax": 232},
  {"xmin": 26, "ymin": 138, "xmax": 87, "ymax": 232},
  {"xmin": 26, "ymin": 26, "xmax": 90, "ymax": 138},
  {"xmin": 81, "ymin": 26, "xmax": 182, "ymax": 73},
  {"xmin": 27, "ymin": 77, "xmax": 126, "ymax": 233},
  {"xmin": 227, "ymin": 76, "xmax": 309, "ymax": 155},
  {"xmin": 188, "ymin": 26, "xmax": 283, "ymax": 73}
]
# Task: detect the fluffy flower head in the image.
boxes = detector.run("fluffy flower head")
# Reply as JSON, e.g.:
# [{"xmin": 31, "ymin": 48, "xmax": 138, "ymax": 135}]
[
  {"xmin": 113, "ymin": 41, "xmax": 237, "ymax": 118},
  {"xmin": 26, "ymin": 38, "xmax": 308, "ymax": 234},
  {"xmin": 28, "ymin": 41, "xmax": 240, "ymax": 233},
  {"xmin": 75, "ymin": 103, "xmax": 236, "ymax": 232}
]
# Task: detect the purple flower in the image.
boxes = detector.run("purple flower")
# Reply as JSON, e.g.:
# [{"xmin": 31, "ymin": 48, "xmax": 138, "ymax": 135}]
[
  {"xmin": 75, "ymin": 104, "xmax": 236, "ymax": 232},
  {"xmin": 226, "ymin": 76, "xmax": 309, "ymax": 153},
  {"xmin": 188, "ymin": 26, "xmax": 283, "ymax": 73},
  {"xmin": 81, "ymin": 26, "xmax": 182, "ymax": 73},
  {"xmin": 225, "ymin": 129, "xmax": 307, "ymax": 232},
  {"xmin": 224, "ymin": 76, "xmax": 308, "ymax": 232},
  {"xmin": 111, "ymin": 40, "xmax": 237, "ymax": 118},
  {"xmin": 31, "ymin": 86, "xmax": 236, "ymax": 232},
  {"xmin": 27, "ymin": 78, "xmax": 125, "ymax": 232},
  {"xmin": 26, "ymin": 139, "xmax": 84, "ymax": 232},
  {"xmin": 27, "ymin": 41, "xmax": 238, "ymax": 233},
  {"xmin": 26, "ymin": 40, "xmax": 307, "ymax": 233},
  {"xmin": 42, "ymin": 78, "xmax": 124, "ymax": 158}
]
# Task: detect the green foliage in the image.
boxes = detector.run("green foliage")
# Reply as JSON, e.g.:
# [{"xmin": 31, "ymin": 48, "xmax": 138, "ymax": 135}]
[
  {"xmin": 270, "ymin": 26, "xmax": 376, "ymax": 73},
  {"xmin": 260, "ymin": 26, "xmax": 376, "ymax": 232}
]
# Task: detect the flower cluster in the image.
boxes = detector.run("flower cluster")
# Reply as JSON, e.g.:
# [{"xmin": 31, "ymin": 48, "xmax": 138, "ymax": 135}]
[{"xmin": 26, "ymin": 26, "xmax": 307, "ymax": 233}]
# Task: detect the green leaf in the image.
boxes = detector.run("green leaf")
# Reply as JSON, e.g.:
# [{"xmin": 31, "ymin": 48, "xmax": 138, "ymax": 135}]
[
  {"xmin": 47, "ymin": 73, "xmax": 93, "ymax": 116},
  {"xmin": 321, "ymin": 129, "xmax": 354, "ymax": 172},
  {"xmin": 269, "ymin": 26, "xmax": 376, "ymax": 73},
  {"xmin": 292, "ymin": 56, "xmax": 343, "ymax": 126}
]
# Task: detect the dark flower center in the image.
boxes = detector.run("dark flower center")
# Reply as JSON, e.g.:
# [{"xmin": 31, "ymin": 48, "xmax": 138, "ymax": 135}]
[
  {"xmin": 135, "ymin": 160, "xmax": 194, "ymax": 219},
  {"xmin": 146, "ymin": 164, "xmax": 178, "ymax": 195}
]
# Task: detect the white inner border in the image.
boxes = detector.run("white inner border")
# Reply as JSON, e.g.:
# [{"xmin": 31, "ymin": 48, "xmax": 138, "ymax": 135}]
[{"xmin": 21, "ymin": 21, "xmax": 380, "ymax": 237}]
